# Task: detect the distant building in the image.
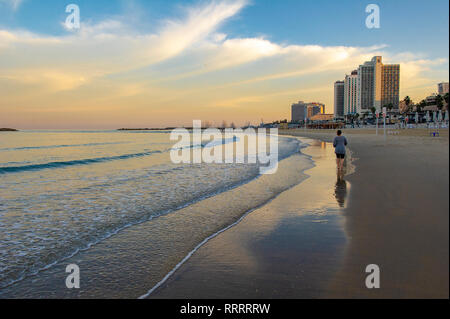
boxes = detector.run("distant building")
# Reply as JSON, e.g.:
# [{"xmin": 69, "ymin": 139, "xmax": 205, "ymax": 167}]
[
  {"xmin": 310, "ymin": 114, "xmax": 334, "ymax": 122},
  {"xmin": 438, "ymin": 82, "xmax": 449, "ymax": 95},
  {"xmin": 344, "ymin": 70, "xmax": 358, "ymax": 115},
  {"xmin": 307, "ymin": 106, "xmax": 321, "ymax": 118},
  {"xmin": 291, "ymin": 101, "xmax": 325, "ymax": 122},
  {"xmin": 357, "ymin": 57, "xmax": 377, "ymax": 113},
  {"xmin": 423, "ymin": 105, "xmax": 439, "ymax": 112},
  {"xmin": 307, "ymin": 102, "xmax": 325, "ymax": 118},
  {"xmin": 357, "ymin": 56, "xmax": 400, "ymax": 113},
  {"xmin": 334, "ymin": 81, "xmax": 345, "ymax": 118},
  {"xmin": 426, "ymin": 93, "xmax": 438, "ymax": 105},
  {"xmin": 291, "ymin": 101, "xmax": 308, "ymax": 122},
  {"xmin": 381, "ymin": 63, "xmax": 400, "ymax": 110}
]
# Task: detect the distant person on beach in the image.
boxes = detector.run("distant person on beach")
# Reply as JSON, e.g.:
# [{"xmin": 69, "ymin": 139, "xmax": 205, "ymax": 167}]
[{"xmin": 333, "ymin": 130, "xmax": 347, "ymax": 171}]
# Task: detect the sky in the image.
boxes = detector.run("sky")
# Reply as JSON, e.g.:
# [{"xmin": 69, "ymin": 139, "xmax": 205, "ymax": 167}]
[{"xmin": 0, "ymin": 0, "xmax": 448, "ymax": 129}]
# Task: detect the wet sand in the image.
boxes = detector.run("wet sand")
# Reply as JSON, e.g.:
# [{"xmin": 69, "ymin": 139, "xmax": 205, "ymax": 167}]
[
  {"xmin": 281, "ymin": 129, "xmax": 449, "ymax": 298},
  {"xmin": 150, "ymin": 140, "xmax": 350, "ymax": 298}
]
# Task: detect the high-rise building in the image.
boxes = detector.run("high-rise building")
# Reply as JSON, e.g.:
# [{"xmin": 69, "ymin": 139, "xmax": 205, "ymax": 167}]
[
  {"xmin": 334, "ymin": 81, "xmax": 345, "ymax": 118},
  {"xmin": 357, "ymin": 59, "xmax": 376, "ymax": 113},
  {"xmin": 438, "ymin": 82, "xmax": 449, "ymax": 95},
  {"xmin": 291, "ymin": 101, "xmax": 308, "ymax": 122},
  {"xmin": 344, "ymin": 70, "xmax": 358, "ymax": 115},
  {"xmin": 381, "ymin": 64, "xmax": 400, "ymax": 109},
  {"xmin": 356, "ymin": 56, "xmax": 400, "ymax": 114}
]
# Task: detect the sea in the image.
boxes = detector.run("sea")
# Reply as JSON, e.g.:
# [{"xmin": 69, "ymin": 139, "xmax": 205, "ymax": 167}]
[{"xmin": 0, "ymin": 130, "xmax": 314, "ymax": 298}]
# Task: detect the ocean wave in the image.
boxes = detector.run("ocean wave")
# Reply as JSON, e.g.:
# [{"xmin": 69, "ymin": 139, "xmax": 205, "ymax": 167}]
[
  {"xmin": 0, "ymin": 150, "xmax": 162, "ymax": 174},
  {"xmin": 0, "ymin": 136, "xmax": 240, "ymax": 174},
  {"xmin": 0, "ymin": 142, "xmax": 129, "ymax": 152}
]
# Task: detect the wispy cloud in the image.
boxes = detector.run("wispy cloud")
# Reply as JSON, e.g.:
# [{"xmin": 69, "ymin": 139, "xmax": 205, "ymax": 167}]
[
  {"xmin": 0, "ymin": 0, "xmax": 448, "ymax": 128},
  {"xmin": 0, "ymin": 0, "xmax": 249, "ymax": 91}
]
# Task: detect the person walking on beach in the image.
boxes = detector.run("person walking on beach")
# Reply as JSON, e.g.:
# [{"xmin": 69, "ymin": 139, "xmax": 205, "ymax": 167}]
[{"xmin": 333, "ymin": 130, "xmax": 347, "ymax": 171}]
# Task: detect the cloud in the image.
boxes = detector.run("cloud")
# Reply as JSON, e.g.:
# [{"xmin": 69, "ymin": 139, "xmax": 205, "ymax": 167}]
[
  {"xmin": 0, "ymin": 0, "xmax": 249, "ymax": 92},
  {"xmin": 0, "ymin": 0, "xmax": 448, "ymax": 128},
  {"xmin": 153, "ymin": 0, "xmax": 247, "ymax": 59}
]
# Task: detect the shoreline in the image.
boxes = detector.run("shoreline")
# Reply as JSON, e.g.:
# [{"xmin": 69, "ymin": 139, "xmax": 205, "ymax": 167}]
[{"xmin": 149, "ymin": 138, "xmax": 349, "ymax": 298}]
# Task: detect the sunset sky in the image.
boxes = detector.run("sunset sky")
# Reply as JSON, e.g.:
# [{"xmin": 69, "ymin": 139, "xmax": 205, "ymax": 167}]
[{"xmin": 1, "ymin": 0, "xmax": 449, "ymax": 129}]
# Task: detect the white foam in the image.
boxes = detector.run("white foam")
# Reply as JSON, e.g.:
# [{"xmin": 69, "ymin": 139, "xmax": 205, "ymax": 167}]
[{"xmin": 138, "ymin": 201, "xmax": 259, "ymax": 299}]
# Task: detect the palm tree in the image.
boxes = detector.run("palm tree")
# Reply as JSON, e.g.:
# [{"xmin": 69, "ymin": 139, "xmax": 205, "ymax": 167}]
[
  {"xmin": 403, "ymin": 96, "xmax": 412, "ymax": 113},
  {"xmin": 404, "ymin": 96, "xmax": 411, "ymax": 105}
]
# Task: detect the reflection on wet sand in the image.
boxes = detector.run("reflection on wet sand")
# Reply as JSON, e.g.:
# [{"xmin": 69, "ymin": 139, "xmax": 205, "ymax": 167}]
[{"xmin": 334, "ymin": 177, "xmax": 348, "ymax": 208}]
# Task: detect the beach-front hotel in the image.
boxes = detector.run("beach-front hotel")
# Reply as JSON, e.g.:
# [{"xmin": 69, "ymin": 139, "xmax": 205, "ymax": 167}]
[
  {"xmin": 291, "ymin": 101, "xmax": 337, "ymax": 128},
  {"xmin": 334, "ymin": 56, "xmax": 400, "ymax": 117},
  {"xmin": 334, "ymin": 81, "xmax": 345, "ymax": 118},
  {"xmin": 291, "ymin": 101, "xmax": 326, "ymax": 122},
  {"xmin": 344, "ymin": 70, "xmax": 359, "ymax": 116},
  {"xmin": 438, "ymin": 82, "xmax": 449, "ymax": 95}
]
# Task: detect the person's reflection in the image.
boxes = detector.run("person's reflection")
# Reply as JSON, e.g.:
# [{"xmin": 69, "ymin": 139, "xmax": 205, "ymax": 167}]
[{"xmin": 334, "ymin": 176, "xmax": 348, "ymax": 208}]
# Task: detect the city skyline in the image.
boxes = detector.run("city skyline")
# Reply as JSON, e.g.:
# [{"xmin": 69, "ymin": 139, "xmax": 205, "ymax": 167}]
[
  {"xmin": 334, "ymin": 56, "xmax": 401, "ymax": 118},
  {"xmin": 0, "ymin": 0, "xmax": 449, "ymax": 128}
]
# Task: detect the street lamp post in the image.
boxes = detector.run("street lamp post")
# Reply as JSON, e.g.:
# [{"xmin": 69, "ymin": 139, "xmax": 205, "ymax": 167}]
[{"xmin": 376, "ymin": 111, "xmax": 379, "ymax": 135}]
